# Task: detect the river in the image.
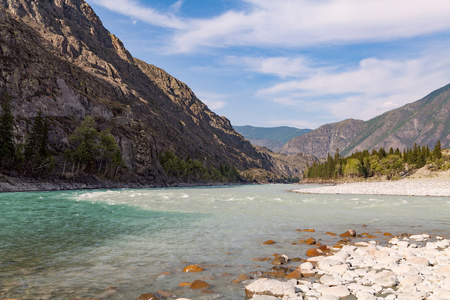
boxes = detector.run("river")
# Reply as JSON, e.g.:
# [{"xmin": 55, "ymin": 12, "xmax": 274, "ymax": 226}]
[{"xmin": 1, "ymin": 184, "xmax": 449, "ymax": 299}]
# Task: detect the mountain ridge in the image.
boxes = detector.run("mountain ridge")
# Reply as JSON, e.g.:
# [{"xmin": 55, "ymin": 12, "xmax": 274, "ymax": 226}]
[
  {"xmin": 0, "ymin": 0, "xmax": 315, "ymax": 184},
  {"xmin": 279, "ymin": 84, "xmax": 450, "ymax": 159}
]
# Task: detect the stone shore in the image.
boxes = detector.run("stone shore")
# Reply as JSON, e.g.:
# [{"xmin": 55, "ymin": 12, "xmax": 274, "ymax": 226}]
[
  {"xmin": 244, "ymin": 234, "xmax": 450, "ymax": 300},
  {"xmin": 293, "ymin": 178, "xmax": 450, "ymax": 197}
]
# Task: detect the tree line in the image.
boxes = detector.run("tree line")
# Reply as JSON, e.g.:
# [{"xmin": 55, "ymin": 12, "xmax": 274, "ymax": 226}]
[
  {"xmin": 306, "ymin": 141, "xmax": 446, "ymax": 181},
  {"xmin": 0, "ymin": 93, "xmax": 123, "ymax": 178},
  {"xmin": 159, "ymin": 150, "xmax": 242, "ymax": 182}
]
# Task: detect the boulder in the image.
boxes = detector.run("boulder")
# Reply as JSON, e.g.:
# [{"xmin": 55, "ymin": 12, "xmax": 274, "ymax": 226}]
[
  {"xmin": 263, "ymin": 240, "xmax": 276, "ymax": 245},
  {"xmin": 339, "ymin": 230, "xmax": 356, "ymax": 238},
  {"xmin": 245, "ymin": 278, "xmax": 297, "ymax": 298},
  {"xmin": 183, "ymin": 264, "xmax": 204, "ymax": 272},
  {"xmin": 190, "ymin": 280, "xmax": 211, "ymax": 290},
  {"xmin": 306, "ymin": 248, "xmax": 324, "ymax": 257}
]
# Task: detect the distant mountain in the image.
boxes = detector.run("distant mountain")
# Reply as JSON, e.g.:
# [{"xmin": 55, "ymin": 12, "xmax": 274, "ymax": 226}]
[
  {"xmin": 280, "ymin": 83, "xmax": 450, "ymax": 159},
  {"xmin": 234, "ymin": 125, "xmax": 311, "ymax": 151},
  {"xmin": 279, "ymin": 119, "xmax": 364, "ymax": 158}
]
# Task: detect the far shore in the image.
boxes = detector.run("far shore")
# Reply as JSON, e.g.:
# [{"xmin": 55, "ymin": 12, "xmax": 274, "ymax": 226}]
[{"xmin": 294, "ymin": 170, "xmax": 450, "ymax": 197}]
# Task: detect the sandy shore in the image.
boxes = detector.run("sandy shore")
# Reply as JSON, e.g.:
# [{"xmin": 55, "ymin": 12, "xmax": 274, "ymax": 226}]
[{"xmin": 294, "ymin": 173, "xmax": 450, "ymax": 197}]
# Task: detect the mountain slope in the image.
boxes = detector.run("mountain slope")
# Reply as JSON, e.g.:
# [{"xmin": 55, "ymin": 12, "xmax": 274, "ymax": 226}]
[
  {"xmin": 234, "ymin": 125, "xmax": 311, "ymax": 151},
  {"xmin": 342, "ymin": 83, "xmax": 450, "ymax": 156},
  {"xmin": 279, "ymin": 119, "xmax": 365, "ymax": 158},
  {"xmin": 280, "ymin": 84, "xmax": 450, "ymax": 159},
  {"xmin": 0, "ymin": 0, "xmax": 286, "ymax": 183}
]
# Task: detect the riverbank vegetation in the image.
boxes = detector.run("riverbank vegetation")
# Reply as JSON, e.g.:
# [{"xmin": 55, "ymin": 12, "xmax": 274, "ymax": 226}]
[{"xmin": 305, "ymin": 141, "xmax": 449, "ymax": 181}]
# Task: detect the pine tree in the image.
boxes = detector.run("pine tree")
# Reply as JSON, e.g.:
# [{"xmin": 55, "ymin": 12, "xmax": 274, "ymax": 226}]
[
  {"xmin": 433, "ymin": 140, "xmax": 442, "ymax": 160},
  {"xmin": 0, "ymin": 94, "xmax": 15, "ymax": 166}
]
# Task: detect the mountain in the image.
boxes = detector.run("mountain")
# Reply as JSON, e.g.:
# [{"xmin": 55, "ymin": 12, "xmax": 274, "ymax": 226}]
[
  {"xmin": 279, "ymin": 119, "xmax": 365, "ymax": 158},
  {"xmin": 280, "ymin": 84, "xmax": 450, "ymax": 159},
  {"xmin": 234, "ymin": 125, "xmax": 311, "ymax": 152},
  {"xmin": 0, "ymin": 0, "xmax": 300, "ymax": 184}
]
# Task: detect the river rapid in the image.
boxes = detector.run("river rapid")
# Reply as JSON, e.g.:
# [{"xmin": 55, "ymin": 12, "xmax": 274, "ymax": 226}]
[{"xmin": 0, "ymin": 184, "xmax": 449, "ymax": 299}]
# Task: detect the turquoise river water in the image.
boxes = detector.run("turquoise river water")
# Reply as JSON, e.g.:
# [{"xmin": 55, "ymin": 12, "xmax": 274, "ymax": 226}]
[{"xmin": 0, "ymin": 184, "xmax": 449, "ymax": 299}]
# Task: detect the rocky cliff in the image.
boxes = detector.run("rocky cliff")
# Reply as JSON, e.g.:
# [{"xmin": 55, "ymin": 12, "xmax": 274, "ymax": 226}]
[
  {"xmin": 279, "ymin": 119, "xmax": 365, "ymax": 158},
  {"xmin": 0, "ymin": 0, "xmax": 294, "ymax": 184}
]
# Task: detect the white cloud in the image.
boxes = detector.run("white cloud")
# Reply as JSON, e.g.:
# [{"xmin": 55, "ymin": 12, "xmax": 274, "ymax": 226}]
[
  {"xmin": 258, "ymin": 49, "xmax": 450, "ymax": 122},
  {"xmin": 90, "ymin": 0, "xmax": 185, "ymax": 29},
  {"xmin": 90, "ymin": 0, "xmax": 450, "ymax": 52},
  {"xmin": 227, "ymin": 56, "xmax": 313, "ymax": 78}
]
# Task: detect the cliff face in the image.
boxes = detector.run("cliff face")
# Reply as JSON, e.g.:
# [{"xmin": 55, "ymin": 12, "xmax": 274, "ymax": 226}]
[
  {"xmin": 0, "ymin": 0, "xmax": 282, "ymax": 183},
  {"xmin": 279, "ymin": 119, "xmax": 365, "ymax": 158}
]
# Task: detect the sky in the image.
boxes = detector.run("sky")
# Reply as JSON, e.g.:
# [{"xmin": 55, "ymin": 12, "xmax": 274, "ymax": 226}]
[{"xmin": 86, "ymin": 0, "xmax": 450, "ymax": 129}]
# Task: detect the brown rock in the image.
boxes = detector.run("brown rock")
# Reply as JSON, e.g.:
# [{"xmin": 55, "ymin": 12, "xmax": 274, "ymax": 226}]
[
  {"xmin": 232, "ymin": 273, "xmax": 252, "ymax": 284},
  {"xmin": 155, "ymin": 290, "xmax": 173, "ymax": 298},
  {"xmin": 340, "ymin": 229, "xmax": 356, "ymax": 238},
  {"xmin": 384, "ymin": 232, "xmax": 393, "ymax": 236},
  {"xmin": 183, "ymin": 264, "xmax": 204, "ymax": 272},
  {"xmin": 302, "ymin": 229, "xmax": 315, "ymax": 232},
  {"xmin": 272, "ymin": 255, "xmax": 288, "ymax": 265},
  {"xmin": 136, "ymin": 293, "xmax": 158, "ymax": 300},
  {"xmin": 179, "ymin": 282, "xmax": 192, "ymax": 287},
  {"xmin": 318, "ymin": 244, "xmax": 332, "ymax": 253},
  {"xmin": 306, "ymin": 238, "xmax": 316, "ymax": 245},
  {"xmin": 297, "ymin": 239, "xmax": 306, "ymax": 244},
  {"xmin": 306, "ymin": 248, "xmax": 323, "ymax": 257},
  {"xmin": 285, "ymin": 269, "xmax": 302, "ymax": 279},
  {"xmin": 326, "ymin": 232, "xmax": 337, "ymax": 236},
  {"xmin": 190, "ymin": 280, "xmax": 211, "ymax": 290},
  {"xmin": 270, "ymin": 270, "xmax": 286, "ymax": 277},
  {"xmin": 263, "ymin": 240, "xmax": 276, "ymax": 245}
]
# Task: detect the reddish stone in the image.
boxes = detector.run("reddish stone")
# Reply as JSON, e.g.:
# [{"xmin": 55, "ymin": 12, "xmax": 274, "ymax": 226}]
[
  {"xmin": 190, "ymin": 280, "xmax": 211, "ymax": 290},
  {"xmin": 340, "ymin": 229, "xmax": 356, "ymax": 238},
  {"xmin": 136, "ymin": 293, "xmax": 158, "ymax": 300},
  {"xmin": 326, "ymin": 232, "xmax": 337, "ymax": 236},
  {"xmin": 285, "ymin": 269, "xmax": 302, "ymax": 279},
  {"xmin": 302, "ymin": 229, "xmax": 315, "ymax": 232},
  {"xmin": 263, "ymin": 240, "xmax": 276, "ymax": 245},
  {"xmin": 384, "ymin": 232, "xmax": 393, "ymax": 236},
  {"xmin": 318, "ymin": 244, "xmax": 332, "ymax": 253},
  {"xmin": 232, "ymin": 273, "xmax": 252, "ymax": 284},
  {"xmin": 183, "ymin": 264, "xmax": 204, "ymax": 272},
  {"xmin": 306, "ymin": 248, "xmax": 323, "ymax": 257},
  {"xmin": 179, "ymin": 282, "xmax": 192, "ymax": 287},
  {"xmin": 270, "ymin": 270, "xmax": 286, "ymax": 277},
  {"xmin": 306, "ymin": 238, "xmax": 316, "ymax": 245}
]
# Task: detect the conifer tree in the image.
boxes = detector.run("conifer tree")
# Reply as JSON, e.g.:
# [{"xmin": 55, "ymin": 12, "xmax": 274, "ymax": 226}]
[
  {"xmin": 0, "ymin": 94, "xmax": 15, "ymax": 165},
  {"xmin": 25, "ymin": 109, "xmax": 48, "ymax": 162},
  {"xmin": 433, "ymin": 140, "xmax": 442, "ymax": 160}
]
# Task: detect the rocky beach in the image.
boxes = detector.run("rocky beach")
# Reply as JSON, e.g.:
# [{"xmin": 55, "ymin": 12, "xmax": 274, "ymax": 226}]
[
  {"xmin": 245, "ymin": 234, "xmax": 450, "ymax": 300},
  {"xmin": 294, "ymin": 171, "xmax": 450, "ymax": 197}
]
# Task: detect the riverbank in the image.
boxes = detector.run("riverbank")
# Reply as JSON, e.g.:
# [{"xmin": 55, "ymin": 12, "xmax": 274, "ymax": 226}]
[
  {"xmin": 245, "ymin": 234, "xmax": 450, "ymax": 300},
  {"xmin": 294, "ymin": 171, "xmax": 450, "ymax": 197}
]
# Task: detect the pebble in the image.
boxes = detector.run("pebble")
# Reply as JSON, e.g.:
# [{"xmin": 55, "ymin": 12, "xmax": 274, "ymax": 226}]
[{"xmin": 245, "ymin": 235, "xmax": 450, "ymax": 300}]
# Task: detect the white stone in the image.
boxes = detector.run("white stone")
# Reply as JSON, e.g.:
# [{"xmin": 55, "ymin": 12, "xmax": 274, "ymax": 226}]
[
  {"xmin": 250, "ymin": 296, "xmax": 280, "ymax": 300},
  {"xmin": 318, "ymin": 285, "xmax": 350, "ymax": 298},
  {"xmin": 245, "ymin": 278, "xmax": 297, "ymax": 298},
  {"xmin": 319, "ymin": 274, "xmax": 342, "ymax": 286},
  {"xmin": 317, "ymin": 295, "xmax": 338, "ymax": 300},
  {"xmin": 355, "ymin": 291, "xmax": 377, "ymax": 300},
  {"xmin": 388, "ymin": 238, "xmax": 400, "ymax": 245},
  {"xmin": 397, "ymin": 241, "xmax": 409, "ymax": 248},
  {"xmin": 406, "ymin": 256, "xmax": 429, "ymax": 266},
  {"xmin": 299, "ymin": 262, "xmax": 314, "ymax": 271}
]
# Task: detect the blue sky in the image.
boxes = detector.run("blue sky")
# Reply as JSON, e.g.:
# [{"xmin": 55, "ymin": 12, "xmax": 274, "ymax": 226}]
[{"xmin": 86, "ymin": 0, "xmax": 450, "ymax": 129}]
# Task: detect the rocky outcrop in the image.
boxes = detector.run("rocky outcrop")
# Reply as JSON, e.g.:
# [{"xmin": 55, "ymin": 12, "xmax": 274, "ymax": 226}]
[
  {"xmin": 0, "ymin": 0, "xmax": 299, "ymax": 184},
  {"xmin": 279, "ymin": 119, "xmax": 365, "ymax": 158}
]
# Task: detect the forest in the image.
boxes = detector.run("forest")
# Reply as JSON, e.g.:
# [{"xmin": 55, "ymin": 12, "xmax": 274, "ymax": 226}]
[{"xmin": 306, "ymin": 141, "xmax": 447, "ymax": 181}]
